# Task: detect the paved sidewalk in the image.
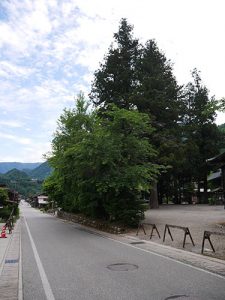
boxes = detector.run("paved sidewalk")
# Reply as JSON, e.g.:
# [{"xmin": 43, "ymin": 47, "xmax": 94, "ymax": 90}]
[
  {"xmin": 0, "ymin": 220, "xmax": 21, "ymax": 300},
  {"xmin": 0, "ymin": 223, "xmax": 12, "ymax": 275}
]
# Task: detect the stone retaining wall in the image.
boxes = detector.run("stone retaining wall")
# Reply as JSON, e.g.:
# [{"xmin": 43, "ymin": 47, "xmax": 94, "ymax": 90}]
[{"xmin": 57, "ymin": 211, "xmax": 125, "ymax": 234}]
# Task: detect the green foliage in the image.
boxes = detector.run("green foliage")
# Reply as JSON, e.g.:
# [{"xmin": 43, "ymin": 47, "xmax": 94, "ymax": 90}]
[
  {"xmin": 45, "ymin": 94, "xmax": 161, "ymax": 225},
  {"xmin": 0, "ymin": 206, "xmax": 11, "ymax": 220},
  {"xmin": 0, "ymin": 204, "xmax": 19, "ymax": 221},
  {"xmin": 0, "ymin": 188, "xmax": 18, "ymax": 221},
  {"xmin": 208, "ymin": 197, "xmax": 215, "ymax": 205},
  {"xmin": 90, "ymin": 18, "xmax": 139, "ymax": 109},
  {"xmin": 43, "ymin": 173, "xmax": 64, "ymax": 208},
  {"xmin": 90, "ymin": 19, "xmax": 183, "ymax": 205},
  {"xmin": 90, "ymin": 18, "xmax": 223, "ymax": 205},
  {"xmin": 218, "ymin": 123, "xmax": 225, "ymax": 153},
  {"xmin": 0, "ymin": 188, "xmax": 9, "ymax": 205},
  {"xmin": 218, "ymin": 123, "xmax": 225, "ymax": 133}
]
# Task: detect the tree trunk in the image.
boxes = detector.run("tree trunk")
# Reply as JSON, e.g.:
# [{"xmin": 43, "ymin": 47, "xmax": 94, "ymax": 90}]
[
  {"xmin": 150, "ymin": 181, "xmax": 159, "ymax": 209},
  {"xmin": 174, "ymin": 178, "xmax": 179, "ymax": 204},
  {"xmin": 203, "ymin": 175, "xmax": 208, "ymax": 204}
]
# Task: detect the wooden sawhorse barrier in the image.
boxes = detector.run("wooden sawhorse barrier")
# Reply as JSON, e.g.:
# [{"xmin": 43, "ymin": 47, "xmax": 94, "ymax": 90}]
[
  {"xmin": 201, "ymin": 231, "xmax": 225, "ymax": 254},
  {"xmin": 163, "ymin": 224, "xmax": 195, "ymax": 248},
  {"xmin": 136, "ymin": 223, "xmax": 161, "ymax": 239}
]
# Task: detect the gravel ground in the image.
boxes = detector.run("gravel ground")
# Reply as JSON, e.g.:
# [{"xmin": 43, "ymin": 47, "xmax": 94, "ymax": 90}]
[{"xmin": 127, "ymin": 204, "xmax": 225, "ymax": 260}]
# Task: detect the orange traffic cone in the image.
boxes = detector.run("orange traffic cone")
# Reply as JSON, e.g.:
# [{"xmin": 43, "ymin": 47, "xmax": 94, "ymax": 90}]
[{"xmin": 0, "ymin": 229, "xmax": 7, "ymax": 238}]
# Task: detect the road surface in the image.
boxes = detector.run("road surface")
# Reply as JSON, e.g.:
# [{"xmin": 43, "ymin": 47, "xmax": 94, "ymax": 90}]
[{"xmin": 20, "ymin": 202, "xmax": 225, "ymax": 300}]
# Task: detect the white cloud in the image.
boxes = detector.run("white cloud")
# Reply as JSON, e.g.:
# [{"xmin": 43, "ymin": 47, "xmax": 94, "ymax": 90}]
[
  {"xmin": 0, "ymin": 132, "xmax": 31, "ymax": 145},
  {"xmin": 0, "ymin": 61, "xmax": 35, "ymax": 78},
  {"xmin": 0, "ymin": 120, "xmax": 24, "ymax": 128}
]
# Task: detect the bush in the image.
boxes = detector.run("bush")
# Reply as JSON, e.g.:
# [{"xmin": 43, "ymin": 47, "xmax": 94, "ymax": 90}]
[
  {"xmin": 0, "ymin": 207, "xmax": 11, "ymax": 221},
  {"xmin": 208, "ymin": 197, "xmax": 215, "ymax": 205}
]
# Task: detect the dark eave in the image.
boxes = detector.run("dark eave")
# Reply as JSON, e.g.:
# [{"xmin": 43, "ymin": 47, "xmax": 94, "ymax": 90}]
[{"xmin": 206, "ymin": 151, "xmax": 225, "ymax": 165}]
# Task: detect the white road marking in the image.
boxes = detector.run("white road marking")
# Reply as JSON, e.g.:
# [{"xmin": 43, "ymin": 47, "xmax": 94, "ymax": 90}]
[{"xmin": 24, "ymin": 216, "xmax": 55, "ymax": 300}]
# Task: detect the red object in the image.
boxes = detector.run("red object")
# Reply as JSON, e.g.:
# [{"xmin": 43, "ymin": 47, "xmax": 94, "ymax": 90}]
[{"xmin": 0, "ymin": 231, "xmax": 7, "ymax": 238}]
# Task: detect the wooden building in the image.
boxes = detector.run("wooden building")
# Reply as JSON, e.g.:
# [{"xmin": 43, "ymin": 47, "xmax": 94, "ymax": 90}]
[{"xmin": 207, "ymin": 151, "xmax": 225, "ymax": 206}]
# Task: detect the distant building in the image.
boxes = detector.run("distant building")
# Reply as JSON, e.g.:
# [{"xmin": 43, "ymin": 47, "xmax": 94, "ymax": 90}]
[
  {"xmin": 207, "ymin": 151, "xmax": 225, "ymax": 205},
  {"xmin": 38, "ymin": 195, "xmax": 48, "ymax": 206}
]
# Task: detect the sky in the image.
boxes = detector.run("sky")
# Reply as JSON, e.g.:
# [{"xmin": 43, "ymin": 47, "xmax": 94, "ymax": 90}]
[{"xmin": 0, "ymin": 0, "xmax": 225, "ymax": 162}]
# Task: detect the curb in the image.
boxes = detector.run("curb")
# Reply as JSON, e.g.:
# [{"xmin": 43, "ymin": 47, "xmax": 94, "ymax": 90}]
[{"xmin": 0, "ymin": 219, "xmax": 21, "ymax": 300}]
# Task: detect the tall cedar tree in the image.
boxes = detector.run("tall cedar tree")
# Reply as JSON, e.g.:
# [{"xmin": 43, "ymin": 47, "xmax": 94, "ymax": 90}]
[
  {"xmin": 90, "ymin": 18, "xmax": 139, "ymax": 109},
  {"xmin": 90, "ymin": 19, "xmax": 182, "ymax": 206},
  {"xmin": 134, "ymin": 40, "xmax": 183, "ymax": 205},
  {"xmin": 181, "ymin": 70, "xmax": 221, "ymax": 203}
]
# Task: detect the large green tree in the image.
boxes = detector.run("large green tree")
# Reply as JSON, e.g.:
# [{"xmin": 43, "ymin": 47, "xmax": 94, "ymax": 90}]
[
  {"xmin": 45, "ymin": 94, "xmax": 160, "ymax": 225},
  {"xmin": 90, "ymin": 19, "xmax": 182, "ymax": 207},
  {"xmin": 180, "ymin": 70, "xmax": 221, "ymax": 203}
]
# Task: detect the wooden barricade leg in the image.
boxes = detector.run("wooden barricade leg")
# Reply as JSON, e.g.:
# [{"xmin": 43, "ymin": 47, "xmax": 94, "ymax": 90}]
[
  {"xmin": 183, "ymin": 228, "xmax": 194, "ymax": 248},
  {"xmin": 136, "ymin": 223, "xmax": 146, "ymax": 236},
  {"xmin": 207, "ymin": 234, "xmax": 215, "ymax": 253},
  {"xmin": 187, "ymin": 228, "xmax": 195, "ymax": 246},
  {"xmin": 163, "ymin": 225, "xmax": 173, "ymax": 242},
  {"xmin": 150, "ymin": 224, "xmax": 161, "ymax": 239},
  {"xmin": 150, "ymin": 226, "xmax": 154, "ymax": 239},
  {"xmin": 163, "ymin": 225, "xmax": 167, "ymax": 242},
  {"xmin": 147, "ymin": 224, "xmax": 160, "ymax": 239},
  {"xmin": 201, "ymin": 232, "xmax": 206, "ymax": 254},
  {"xmin": 183, "ymin": 230, "xmax": 187, "ymax": 248},
  {"xmin": 136, "ymin": 223, "xmax": 141, "ymax": 235},
  {"xmin": 167, "ymin": 226, "xmax": 173, "ymax": 241},
  {"xmin": 201, "ymin": 232, "xmax": 215, "ymax": 254}
]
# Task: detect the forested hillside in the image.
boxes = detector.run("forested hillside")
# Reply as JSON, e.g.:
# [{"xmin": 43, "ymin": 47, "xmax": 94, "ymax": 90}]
[
  {"xmin": 28, "ymin": 162, "xmax": 52, "ymax": 180},
  {"xmin": 0, "ymin": 162, "xmax": 52, "ymax": 197},
  {"xmin": 0, "ymin": 169, "xmax": 42, "ymax": 197}
]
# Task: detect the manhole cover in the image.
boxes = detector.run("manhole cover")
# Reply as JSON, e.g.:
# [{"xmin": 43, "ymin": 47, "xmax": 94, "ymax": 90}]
[{"xmin": 107, "ymin": 263, "xmax": 138, "ymax": 271}]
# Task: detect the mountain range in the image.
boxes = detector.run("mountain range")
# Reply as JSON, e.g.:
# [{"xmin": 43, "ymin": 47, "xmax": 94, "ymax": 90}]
[
  {"xmin": 0, "ymin": 162, "xmax": 41, "ymax": 174},
  {"xmin": 0, "ymin": 162, "xmax": 52, "ymax": 197}
]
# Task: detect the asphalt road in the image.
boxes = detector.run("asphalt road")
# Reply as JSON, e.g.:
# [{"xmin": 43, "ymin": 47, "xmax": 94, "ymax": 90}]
[{"xmin": 20, "ymin": 202, "xmax": 225, "ymax": 300}]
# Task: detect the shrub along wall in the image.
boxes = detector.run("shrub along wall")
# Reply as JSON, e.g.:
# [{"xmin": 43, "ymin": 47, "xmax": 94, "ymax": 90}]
[{"xmin": 57, "ymin": 210, "xmax": 126, "ymax": 234}]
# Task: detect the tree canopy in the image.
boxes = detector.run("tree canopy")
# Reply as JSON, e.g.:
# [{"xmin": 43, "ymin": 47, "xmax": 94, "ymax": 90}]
[
  {"xmin": 44, "ymin": 94, "xmax": 161, "ymax": 225},
  {"xmin": 90, "ymin": 18, "xmax": 224, "ymax": 205},
  {"xmin": 44, "ymin": 18, "xmax": 225, "ymax": 226}
]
